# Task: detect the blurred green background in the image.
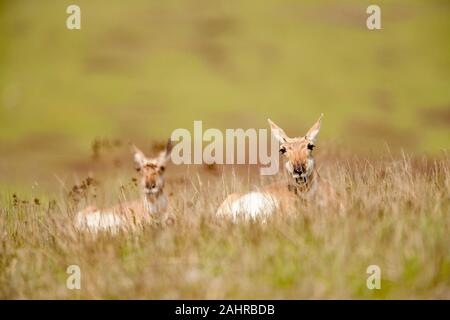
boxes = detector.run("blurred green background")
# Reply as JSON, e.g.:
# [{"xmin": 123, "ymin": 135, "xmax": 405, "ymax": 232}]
[{"xmin": 0, "ymin": 0, "xmax": 449, "ymax": 188}]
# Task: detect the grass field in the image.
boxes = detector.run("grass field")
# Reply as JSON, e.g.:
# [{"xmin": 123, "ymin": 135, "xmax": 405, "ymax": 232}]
[
  {"xmin": 0, "ymin": 150, "xmax": 449, "ymax": 299},
  {"xmin": 0, "ymin": 0, "xmax": 449, "ymax": 299}
]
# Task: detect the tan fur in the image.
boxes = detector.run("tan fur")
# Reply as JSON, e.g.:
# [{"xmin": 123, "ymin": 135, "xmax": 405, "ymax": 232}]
[
  {"xmin": 217, "ymin": 114, "xmax": 338, "ymax": 219},
  {"xmin": 75, "ymin": 140, "xmax": 173, "ymax": 233}
]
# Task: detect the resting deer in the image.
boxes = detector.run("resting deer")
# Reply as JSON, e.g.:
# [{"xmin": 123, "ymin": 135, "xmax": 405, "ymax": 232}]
[
  {"xmin": 216, "ymin": 114, "xmax": 337, "ymax": 220},
  {"xmin": 75, "ymin": 140, "xmax": 173, "ymax": 233}
]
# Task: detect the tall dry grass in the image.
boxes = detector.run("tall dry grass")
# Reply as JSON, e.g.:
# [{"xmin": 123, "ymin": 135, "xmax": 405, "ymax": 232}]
[{"xmin": 0, "ymin": 152, "xmax": 449, "ymax": 299}]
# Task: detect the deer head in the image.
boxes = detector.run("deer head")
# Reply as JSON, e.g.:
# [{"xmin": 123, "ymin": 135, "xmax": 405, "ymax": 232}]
[
  {"xmin": 132, "ymin": 140, "xmax": 173, "ymax": 195},
  {"xmin": 268, "ymin": 114, "xmax": 323, "ymax": 184}
]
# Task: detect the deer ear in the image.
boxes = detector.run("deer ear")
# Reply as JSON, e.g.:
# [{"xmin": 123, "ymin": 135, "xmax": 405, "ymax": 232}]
[
  {"xmin": 268, "ymin": 118, "xmax": 289, "ymax": 143},
  {"xmin": 158, "ymin": 139, "xmax": 173, "ymax": 166},
  {"xmin": 305, "ymin": 113, "xmax": 323, "ymax": 142},
  {"xmin": 131, "ymin": 144, "xmax": 147, "ymax": 167}
]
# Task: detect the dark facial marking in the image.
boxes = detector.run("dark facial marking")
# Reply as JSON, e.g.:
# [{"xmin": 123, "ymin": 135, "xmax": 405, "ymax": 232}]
[{"xmin": 144, "ymin": 163, "xmax": 158, "ymax": 169}]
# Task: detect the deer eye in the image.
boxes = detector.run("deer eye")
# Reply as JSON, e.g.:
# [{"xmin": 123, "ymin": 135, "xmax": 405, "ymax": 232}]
[
  {"xmin": 279, "ymin": 146, "xmax": 287, "ymax": 154},
  {"xmin": 159, "ymin": 166, "xmax": 165, "ymax": 172},
  {"xmin": 307, "ymin": 143, "xmax": 315, "ymax": 150}
]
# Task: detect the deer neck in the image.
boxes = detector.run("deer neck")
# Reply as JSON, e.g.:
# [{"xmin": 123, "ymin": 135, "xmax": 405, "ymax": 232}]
[{"xmin": 143, "ymin": 190, "xmax": 167, "ymax": 215}]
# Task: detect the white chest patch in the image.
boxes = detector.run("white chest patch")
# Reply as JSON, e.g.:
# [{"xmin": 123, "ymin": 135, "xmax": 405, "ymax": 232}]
[
  {"xmin": 144, "ymin": 195, "xmax": 168, "ymax": 215},
  {"xmin": 227, "ymin": 192, "xmax": 279, "ymax": 221}
]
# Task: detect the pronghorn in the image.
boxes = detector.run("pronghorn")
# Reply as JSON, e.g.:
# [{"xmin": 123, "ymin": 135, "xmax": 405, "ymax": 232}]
[
  {"xmin": 75, "ymin": 140, "xmax": 173, "ymax": 233},
  {"xmin": 216, "ymin": 114, "xmax": 337, "ymax": 221}
]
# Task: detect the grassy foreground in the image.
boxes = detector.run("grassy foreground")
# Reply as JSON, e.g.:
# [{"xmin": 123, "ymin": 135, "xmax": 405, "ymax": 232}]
[
  {"xmin": 0, "ymin": 0, "xmax": 449, "ymax": 300},
  {"xmin": 0, "ymin": 152, "xmax": 448, "ymax": 299}
]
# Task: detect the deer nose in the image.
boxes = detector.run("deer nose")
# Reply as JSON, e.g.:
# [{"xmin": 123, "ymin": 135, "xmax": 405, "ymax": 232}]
[
  {"xmin": 146, "ymin": 182, "xmax": 156, "ymax": 189},
  {"xmin": 293, "ymin": 167, "xmax": 303, "ymax": 175}
]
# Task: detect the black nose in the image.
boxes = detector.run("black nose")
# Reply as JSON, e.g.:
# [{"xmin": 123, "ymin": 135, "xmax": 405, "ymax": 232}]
[
  {"xmin": 294, "ymin": 168, "xmax": 303, "ymax": 175},
  {"xmin": 146, "ymin": 182, "xmax": 156, "ymax": 189}
]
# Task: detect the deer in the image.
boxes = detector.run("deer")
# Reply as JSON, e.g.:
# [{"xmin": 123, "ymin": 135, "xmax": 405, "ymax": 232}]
[
  {"xmin": 216, "ymin": 114, "xmax": 337, "ymax": 221},
  {"xmin": 75, "ymin": 140, "xmax": 173, "ymax": 233}
]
